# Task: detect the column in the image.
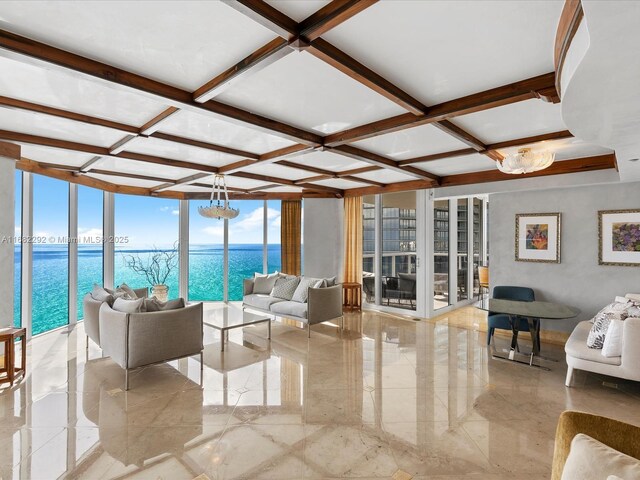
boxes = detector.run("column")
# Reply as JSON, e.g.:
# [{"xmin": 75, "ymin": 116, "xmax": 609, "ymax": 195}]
[{"xmin": 0, "ymin": 142, "xmax": 20, "ymax": 328}]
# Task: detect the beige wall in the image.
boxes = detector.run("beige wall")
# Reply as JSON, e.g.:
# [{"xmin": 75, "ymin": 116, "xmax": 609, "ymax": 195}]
[{"xmin": 0, "ymin": 156, "xmax": 16, "ymax": 328}]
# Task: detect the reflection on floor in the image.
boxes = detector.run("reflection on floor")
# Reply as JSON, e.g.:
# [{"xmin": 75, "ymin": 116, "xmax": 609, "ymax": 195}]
[{"xmin": 2, "ymin": 304, "xmax": 640, "ymax": 479}]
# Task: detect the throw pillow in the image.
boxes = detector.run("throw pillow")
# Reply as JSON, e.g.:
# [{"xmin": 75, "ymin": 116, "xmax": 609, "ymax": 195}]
[
  {"xmin": 323, "ymin": 276, "xmax": 337, "ymax": 287},
  {"xmin": 602, "ymin": 319, "xmax": 625, "ymax": 358},
  {"xmin": 271, "ymin": 277, "xmax": 300, "ymax": 300},
  {"xmin": 90, "ymin": 284, "xmax": 114, "ymax": 303},
  {"xmin": 112, "ymin": 297, "xmax": 144, "ymax": 313},
  {"xmin": 561, "ymin": 434, "xmax": 640, "ymax": 480},
  {"xmin": 587, "ymin": 302, "xmax": 634, "ymax": 349},
  {"xmin": 144, "ymin": 297, "xmax": 185, "ymax": 312},
  {"xmin": 292, "ymin": 277, "xmax": 321, "ymax": 303},
  {"xmin": 625, "ymin": 293, "xmax": 640, "ymax": 302},
  {"xmin": 253, "ymin": 272, "xmax": 279, "ymax": 294},
  {"xmin": 117, "ymin": 283, "xmax": 138, "ymax": 299}
]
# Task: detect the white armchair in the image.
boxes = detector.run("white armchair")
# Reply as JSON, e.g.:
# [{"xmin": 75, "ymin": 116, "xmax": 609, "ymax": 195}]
[{"xmin": 565, "ymin": 296, "xmax": 640, "ymax": 387}]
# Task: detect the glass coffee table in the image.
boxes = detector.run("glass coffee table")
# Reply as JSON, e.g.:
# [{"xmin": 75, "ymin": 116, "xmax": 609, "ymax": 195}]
[{"xmin": 204, "ymin": 304, "xmax": 271, "ymax": 351}]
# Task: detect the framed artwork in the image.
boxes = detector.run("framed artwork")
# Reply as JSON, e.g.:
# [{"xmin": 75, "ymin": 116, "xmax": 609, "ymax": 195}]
[
  {"xmin": 515, "ymin": 213, "xmax": 561, "ymax": 263},
  {"xmin": 599, "ymin": 209, "xmax": 640, "ymax": 266}
]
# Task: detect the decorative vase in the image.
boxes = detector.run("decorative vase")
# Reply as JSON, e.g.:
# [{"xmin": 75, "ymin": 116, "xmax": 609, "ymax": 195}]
[{"xmin": 152, "ymin": 284, "xmax": 169, "ymax": 302}]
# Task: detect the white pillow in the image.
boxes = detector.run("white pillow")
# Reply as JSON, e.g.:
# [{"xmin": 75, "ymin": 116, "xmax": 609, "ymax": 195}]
[
  {"xmin": 602, "ymin": 319, "xmax": 624, "ymax": 358},
  {"xmin": 561, "ymin": 434, "xmax": 640, "ymax": 480},
  {"xmin": 615, "ymin": 296, "xmax": 631, "ymax": 304},
  {"xmin": 253, "ymin": 272, "xmax": 279, "ymax": 294},
  {"xmin": 112, "ymin": 297, "xmax": 144, "ymax": 313},
  {"xmin": 625, "ymin": 293, "xmax": 640, "ymax": 302}
]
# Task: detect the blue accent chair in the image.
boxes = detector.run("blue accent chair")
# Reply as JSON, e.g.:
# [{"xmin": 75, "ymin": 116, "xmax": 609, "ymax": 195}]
[{"xmin": 486, "ymin": 286, "xmax": 540, "ymax": 347}]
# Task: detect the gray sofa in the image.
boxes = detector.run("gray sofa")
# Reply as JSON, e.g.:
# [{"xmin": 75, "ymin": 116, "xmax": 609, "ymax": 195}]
[
  {"xmin": 242, "ymin": 278, "xmax": 343, "ymax": 337},
  {"xmin": 83, "ymin": 287, "xmax": 149, "ymax": 349},
  {"xmin": 99, "ymin": 302, "xmax": 204, "ymax": 390}
]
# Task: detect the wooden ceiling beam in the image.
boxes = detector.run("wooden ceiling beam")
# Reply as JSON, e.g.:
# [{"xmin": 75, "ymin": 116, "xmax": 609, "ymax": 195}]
[
  {"xmin": 150, "ymin": 172, "xmax": 210, "ymax": 193},
  {"xmin": 397, "ymin": 148, "xmax": 477, "ymax": 166},
  {"xmin": 330, "ymin": 145, "xmax": 440, "ymax": 183},
  {"xmin": 138, "ymin": 107, "xmax": 180, "ymax": 135},
  {"xmin": 218, "ymin": 143, "xmax": 313, "ymax": 174},
  {"xmin": 0, "ymin": 140, "xmax": 20, "ymax": 160},
  {"xmin": 306, "ymin": 39, "xmax": 425, "ymax": 114},
  {"xmin": 0, "ymin": 29, "xmax": 322, "ymax": 146},
  {"xmin": 193, "ymin": 37, "xmax": 292, "ymax": 102},
  {"xmin": 225, "ymin": 0, "xmax": 298, "ymax": 39},
  {"xmin": 88, "ymin": 168, "xmax": 175, "ymax": 184},
  {"xmin": 149, "ymin": 132, "xmax": 259, "ymax": 159},
  {"xmin": 0, "ymin": 95, "xmax": 139, "ymax": 134},
  {"xmin": 79, "ymin": 156, "xmax": 103, "ymax": 173},
  {"xmin": 299, "ymin": 0, "xmax": 378, "ymax": 41},
  {"xmin": 324, "ymin": 73, "xmax": 557, "ymax": 146}
]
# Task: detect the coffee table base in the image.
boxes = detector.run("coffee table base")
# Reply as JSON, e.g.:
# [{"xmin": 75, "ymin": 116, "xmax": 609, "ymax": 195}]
[{"xmin": 212, "ymin": 319, "xmax": 271, "ymax": 352}]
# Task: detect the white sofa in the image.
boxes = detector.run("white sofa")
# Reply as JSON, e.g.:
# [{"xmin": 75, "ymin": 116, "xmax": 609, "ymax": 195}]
[
  {"xmin": 565, "ymin": 294, "xmax": 640, "ymax": 387},
  {"xmin": 242, "ymin": 277, "xmax": 343, "ymax": 337}
]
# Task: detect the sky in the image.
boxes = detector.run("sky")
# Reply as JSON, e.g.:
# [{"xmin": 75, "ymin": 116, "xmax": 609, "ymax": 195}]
[{"xmin": 18, "ymin": 172, "xmax": 282, "ymax": 247}]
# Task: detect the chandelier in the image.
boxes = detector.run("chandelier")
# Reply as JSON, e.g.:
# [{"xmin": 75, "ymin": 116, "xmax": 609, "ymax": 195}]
[
  {"xmin": 198, "ymin": 175, "xmax": 240, "ymax": 220},
  {"xmin": 497, "ymin": 148, "xmax": 555, "ymax": 175}
]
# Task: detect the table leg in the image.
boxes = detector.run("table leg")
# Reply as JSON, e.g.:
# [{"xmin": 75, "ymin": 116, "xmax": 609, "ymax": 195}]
[
  {"xmin": 7, "ymin": 338, "xmax": 14, "ymax": 386},
  {"xmin": 268, "ymin": 320, "xmax": 271, "ymax": 340},
  {"xmin": 528, "ymin": 317, "xmax": 540, "ymax": 357},
  {"xmin": 508, "ymin": 315, "xmax": 520, "ymax": 361},
  {"xmin": 221, "ymin": 329, "xmax": 225, "ymax": 352}
]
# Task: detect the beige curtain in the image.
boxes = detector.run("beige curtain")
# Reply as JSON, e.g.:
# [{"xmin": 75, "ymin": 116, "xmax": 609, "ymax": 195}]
[
  {"xmin": 280, "ymin": 200, "xmax": 301, "ymax": 275},
  {"xmin": 343, "ymin": 196, "xmax": 363, "ymax": 285}
]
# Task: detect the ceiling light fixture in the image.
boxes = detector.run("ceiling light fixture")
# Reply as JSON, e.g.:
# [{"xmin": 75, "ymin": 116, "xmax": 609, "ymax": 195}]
[
  {"xmin": 198, "ymin": 175, "xmax": 239, "ymax": 220},
  {"xmin": 497, "ymin": 148, "xmax": 555, "ymax": 174}
]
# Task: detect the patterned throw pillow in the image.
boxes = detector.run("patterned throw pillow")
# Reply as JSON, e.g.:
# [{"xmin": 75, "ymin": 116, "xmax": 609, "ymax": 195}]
[
  {"xmin": 587, "ymin": 301, "xmax": 635, "ymax": 349},
  {"xmin": 271, "ymin": 277, "xmax": 300, "ymax": 300}
]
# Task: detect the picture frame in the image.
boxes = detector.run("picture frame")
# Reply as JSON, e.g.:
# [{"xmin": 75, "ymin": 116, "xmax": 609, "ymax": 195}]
[
  {"xmin": 598, "ymin": 209, "xmax": 640, "ymax": 266},
  {"xmin": 515, "ymin": 213, "xmax": 561, "ymax": 263}
]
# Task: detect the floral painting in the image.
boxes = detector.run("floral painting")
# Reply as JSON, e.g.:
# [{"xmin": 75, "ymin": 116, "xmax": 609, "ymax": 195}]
[
  {"xmin": 600, "ymin": 210, "xmax": 640, "ymax": 266},
  {"xmin": 516, "ymin": 213, "xmax": 561, "ymax": 263},
  {"xmin": 525, "ymin": 224, "xmax": 549, "ymax": 250},
  {"xmin": 611, "ymin": 222, "xmax": 640, "ymax": 252}
]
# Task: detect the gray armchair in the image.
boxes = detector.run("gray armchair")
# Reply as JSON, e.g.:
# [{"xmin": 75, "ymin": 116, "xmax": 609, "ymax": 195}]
[
  {"xmin": 99, "ymin": 302, "xmax": 204, "ymax": 390},
  {"xmin": 83, "ymin": 287, "xmax": 148, "ymax": 349}
]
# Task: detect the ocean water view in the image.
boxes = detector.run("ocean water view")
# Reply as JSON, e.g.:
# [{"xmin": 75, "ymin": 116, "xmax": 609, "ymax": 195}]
[{"xmin": 14, "ymin": 243, "xmax": 281, "ymax": 336}]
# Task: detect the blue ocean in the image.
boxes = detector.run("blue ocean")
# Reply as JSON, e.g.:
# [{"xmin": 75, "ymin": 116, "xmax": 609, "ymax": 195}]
[{"xmin": 14, "ymin": 244, "xmax": 281, "ymax": 336}]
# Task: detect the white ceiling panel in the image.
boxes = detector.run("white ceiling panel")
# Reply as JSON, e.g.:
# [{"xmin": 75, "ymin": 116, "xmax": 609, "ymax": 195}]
[
  {"xmin": 202, "ymin": 175, "xmax": 271, "ymax": 190},
  {"xmin": 0, "ymin": 57, "xmax": 169, "ymax": 126},
  {"xmin": 242, "ymin": 163, "xmax": 309, "ymax": 181},
  {"xmin": 0, "ymin": 107, "xmax": 124, "ymax": 147},
  {"xmin": 0, "ymin": 1, "xmax": 275, "ymax": 91},
  {"xmin": 216, "ymin": 51, "xmax": 406, "ymax": 134},
  {"xmin": 352, "ymin": 123, "xmax": 471, "ymax": 160},
  {"xmin": 454, "ymin": 100, "xmax": 567, "ymax": 144},
  {"xmin": 264, "ymin": 1, "xmax": 331, "ymax": 22},
  {"xmin": 285, "ymin": 151, "xmax": 369, "ymax": 172},
  {"xmin": 263, "ymin": 186, "xmax": 304, "ymax": 193},
  {"xmin": 124, "ymin": 136, "xmax": 239, "ymax": 168},
  {"xmin": 324, "ymin": 1, "xmax": 563, "ymax": 106},
  {"xmin": 157, "ymin": 110, "xmax": 296, "ymax": 155},
  {"xmin": 19, "ymin": 145, "xmax": 94, "ymax": 168},
  {"xmin": 86, "ymin": 173, "xmax": 163, "ymax": 188},
  {"xmin": 309, "ymin": 178, "xmax": 369, "ymax": 189},
  {"xmin": 413, "ymin": 153, "xmax": 497, "ymax": 176},
  {"xmin": 351, "ymin": 169, "xmax": 416, "ymax": 184},
  {"xmin": 91, "ymin": 157, "xmax": 199, "ymax": 181},
  {"xmin": 497, "ymin": 138, "xmax": 614, "ymax": 162},
  {"xmin": 169, "ymin": 185, "xmax": 212, "ymax": 193}
]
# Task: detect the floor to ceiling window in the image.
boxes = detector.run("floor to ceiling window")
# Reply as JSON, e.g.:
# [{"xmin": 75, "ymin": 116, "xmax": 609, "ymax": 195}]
[
  {"xmin": 382, "ymin": 192, "xmax": 417, "ymax": 311},
  {"xmin": 473, "ymin": 197, "xmax": 483, "ymax": 297},
  {"xmin": 77, "ymin": 186, "xmax": 103, "ymax": 319},
  {"xmin": 457, "ymin": 199, "xmax": 469, "ymax": 302},
  {"xmin": 189, "ymin": 199, "xmax": 224, "ymax": 301},
  {"xmin": 14, "ymin": 170, "xmax": 22, "ymax": 328},
  {"xmin": 32, "ymin": 175, "xmax": 69, "ymax": 335},
  {"xmin": 115, "ymin": 194, "xmax": 179, "ymax": 299},
  {"xmin": 362, "ymin": 196, "xmax": 375, "ymax": 305},
  {"xmin": 433, "ymin": 199, "xmax": 449, "ymax": 311},
  {"xmin": 228, "ymin": 200, "xmax": 265, "ymax": 302},
  {"xmin": 267, "ymin": 200, "xmax": 282, "ymax": 273}
]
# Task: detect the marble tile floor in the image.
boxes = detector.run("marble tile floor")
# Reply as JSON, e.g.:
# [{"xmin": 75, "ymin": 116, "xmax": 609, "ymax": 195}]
[{"xmin": 1, "ymin": 304, "xmax": 640, "ymax": 480}]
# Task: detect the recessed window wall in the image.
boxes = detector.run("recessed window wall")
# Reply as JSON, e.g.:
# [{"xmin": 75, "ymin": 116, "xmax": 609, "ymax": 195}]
[
  {"xmin": 267, "ymin": 200, "xmax": 282, "ymax": 273},
  {"xmin": 433, "ymin": 199, "xmax": 450, "ymax": 311},
  {"xmin": 457, "ymin": 199, "xmax": 469, "ymax": 302},
  {"xmin": 189, "ymin": 200, "xmax": 224, "ymax": 301},
  {"xmin": 77, "ymin": 186, "xmax": 103, "ymax": 319},
  {"xmin": 228, "ymin": 200, "xmax": 265, "ymax": 302},
  {"xmin": 32, "ymin": 174, "xmax": 69, "ymax": 335}
]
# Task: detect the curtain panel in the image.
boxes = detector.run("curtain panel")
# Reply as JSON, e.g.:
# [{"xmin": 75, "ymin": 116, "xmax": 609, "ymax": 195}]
[
  {"xmin": 343, "ymin": 196, "xmax": 363, "ymax": 286},
  {"xmin": 280, "ymin": 200, "xmax": 301, "ymax": 275}
]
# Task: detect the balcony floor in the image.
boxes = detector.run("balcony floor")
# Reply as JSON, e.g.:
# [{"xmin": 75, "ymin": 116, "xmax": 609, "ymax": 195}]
[{"xmin": 1, "ymin": 303, "xmax": 640, "ymax": 479}]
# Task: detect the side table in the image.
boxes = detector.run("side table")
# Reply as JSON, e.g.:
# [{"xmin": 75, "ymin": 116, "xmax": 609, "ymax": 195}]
[
  {"xmin": 342, "ymin": 282, "xmax": 362, "ymax": 312},
  {"xmin": 0, "ymin": 328, "xmax": 26, "ymax": 386}
]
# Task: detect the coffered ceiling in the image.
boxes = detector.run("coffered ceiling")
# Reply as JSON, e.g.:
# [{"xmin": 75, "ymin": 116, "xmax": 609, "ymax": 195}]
[{"xmin": 0, "ymin": 0, "xmax": 617, "ymax": 200}]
